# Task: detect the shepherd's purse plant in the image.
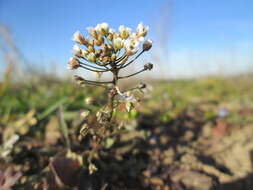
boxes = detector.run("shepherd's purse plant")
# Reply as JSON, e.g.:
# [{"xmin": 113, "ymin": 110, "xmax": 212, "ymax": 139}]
[{"xmin": 68, "ymin": 22, "xmax": 153, "ymax": 173}]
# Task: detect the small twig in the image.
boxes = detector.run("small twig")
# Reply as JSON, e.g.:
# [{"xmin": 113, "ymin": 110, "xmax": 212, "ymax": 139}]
[
  {"xmin": 82, "ymin": 79, "xmax": 113, "ymax": 84},
  {"xmin": 81, "ymin": 81, "xmax": 109, "ymax": 88},
  {"xmin": 118, "ymin": 68, "xmax": 146, "ymax": 79},
  {"xmin": 80, "ymin": 61, "xmax": 108, "ymax": 71},
  {"xmin": 79, "ymin": 65, "xmax": 109, "ymax": 73},
  {"xmin": 119, "ymin": 50, "xmax": 145, "ymax": 69},
  {"xmin": 115, "ymin": 53, "xmax": 127, "ymax": 64},
  {"xmin": 74, "ymin": 75, "xmax": 113, "ymax": 84}
]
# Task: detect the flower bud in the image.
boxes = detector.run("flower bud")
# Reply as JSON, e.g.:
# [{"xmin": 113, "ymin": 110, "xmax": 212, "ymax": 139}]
[
  {"xmin": 88, "ymin": 45, "xmax": 95, "ymax": 53},
  {"xmin": 72, "ymin": 31, "xmax": 87, "ymax": 45},
  {"xmin": 99, "ymin": 56, "xmax": 103, "ymax": 62},
  {"xmin": 119, "ymin": 25, "xmax": 131, "ymax": 39},
  {"xmin": 95, "ymin": 22, "xmax": 109, "ymax": 36},
  {"xmin": 72, "ymin": 45, "xmax": 82, "ymax": 58},
  {"xmin": 136, "ymin": 22, "xmax": 149, "ymax": 37},
  {"xmin": 87, "ymin": 52, "xmax": 96, "ymax": 63},
  {"xmin": 102, "ymin": 56, "xmax": 110, "ymax": 63},
  {"xmin": 86, "ymin": 27, "xmax": 98, "ymax": 39},
  {"xmin": 124, "ymin": 38, "xmax": 139, "ymax": 56},
  {"xmin": 144, "ymin": 63, "xmax": 153, "ymax": 70},
  {"xmin": 87, "ymin": 38, "xmax": 94, "ymax": 46},
  {"xmin": 111, "ymin": 54, "xmax": 116, "ymax": 62},
  {"xmin": 95, "ymin": 39, "xmax": 102, "ymax": 46},
  {"xmin": 107, "ymin": 44, "xmax": 114, "ymax": 50},
  {"xmin": 81, "ymin": 49, "xmax": 89, "ymax": 57},
  {"xmin": 95, "ymin": 49, "xmax": 102, "ymax": 56},
  {"xmin": 107, "ymin": 33, "xmax": 113, "ymax": 41},
  {"xmin": 98, "ymin": 35, "xmax": 104, "ymax": 43},
  {"xmin": 142, "ymin": 39, "xmax": 152, "ymax": 51},
  {"xmin": 68, "ymin": 57, "xmax": 80, "ymax": 70},
  {"xmin": 113, "ymin": 37, "xmax": 124, "ymax": 50},
  {"xmin": 101, "ymin": 44, "xmax": 108, "ymax": 53}
]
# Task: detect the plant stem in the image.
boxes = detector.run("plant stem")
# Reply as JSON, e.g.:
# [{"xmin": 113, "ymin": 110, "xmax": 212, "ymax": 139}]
[
  {"xmin": 118, "ymin": 68, "xmax": 146, "ymax": 79},
  {"xmin": 119, "ymin": 50, "xmax": 145, "ymax": 69},
  {"xmin": 107, "ymin": 65, "xmax": 118, "ymax": 122}
]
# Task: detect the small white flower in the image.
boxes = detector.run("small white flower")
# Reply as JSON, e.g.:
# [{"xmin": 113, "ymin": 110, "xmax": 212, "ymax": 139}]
[
  {"xmin": 116, "ymin": 87, "xmax": 136, "ymax": 112},
  {"xmin": 72, "ymin": 45, "xmax": 82, "ymax": 57},
  {"xmin": 118, "ymin": 25, "xmax": 131, "ymax": 39},
  {"xmin": 67, "ymin": 57, "xmax": 80, "ymax": 70},
  {"xmin": 95, "ymin": 22, "xmax": 109, "ymax": 35},
  {"xmin": 86, "ymin": 26, "xmax": 97, "ymax": 38},
  {"xmin": 86, "ymin": 36, "xmax": 94, "ymax": 46},
  {"xmin": 113, "ymin": 37, "xmax": 124, "ymax": 50},
  {"xmin": 72, "ymin": 31, "xmax": 86, "ymax": 45},
  {"xmin": 100, "ymin": 22, "xmax": 109, "ymax": 29},
  {"xmin": 81, "ymin": 110, "xmax": 90, "ymax": 118},
  {"xmin": 124, "ymin": 37, "xmax": 139, "ymax": 55},
  {"xmin": 81, "ymin": 49, "xmax": 88, "ymax": 57},
  {"xmin": 130, "ymin": 32, "xmax": 144, "ymax": 42},
  {"xmin": 117, "ymin": 89, "xmax": 134, "ymax": 102},
  {"xmin": 109, "ymin": 28, "xmax": 115, "ymax": 34},
  {"xmin": 136, "ymin": 22, "xmax": 149, "ymax": 37}
]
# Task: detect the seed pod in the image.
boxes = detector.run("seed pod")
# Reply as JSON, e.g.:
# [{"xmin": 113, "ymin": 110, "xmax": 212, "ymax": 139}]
[
  {"xmin": 144, "ymin": 63, "xmax": 153, "ymax": 70},
  {"xmin": 142, "ymin": 40, "xmax": 152, "ymax": 51}
]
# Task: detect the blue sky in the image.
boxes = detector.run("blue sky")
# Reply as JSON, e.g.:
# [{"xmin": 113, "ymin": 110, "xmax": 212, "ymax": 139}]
[{"xmin": 0, "ymin": 0, "xmax": 252, "ymax": 77}]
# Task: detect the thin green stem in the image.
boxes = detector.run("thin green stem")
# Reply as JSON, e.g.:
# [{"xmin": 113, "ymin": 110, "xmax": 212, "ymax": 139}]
[
  {"xmin": 115, "ymin": 53, "xmax": 127, "ymax": 64},
  {"xmin": 80, "ymin": 61, "xmax": 108, "ymax": 71},
  {"xmin": 119, "ymin": 50, "xmax": 145, "ymax": 69},
  {"xmin": 118, "ymin": 68, "xmax": 146, "ymax": 79},
  {"xmin": 79, "ymin": 65, "xmax": 109, "ymax": 73}
]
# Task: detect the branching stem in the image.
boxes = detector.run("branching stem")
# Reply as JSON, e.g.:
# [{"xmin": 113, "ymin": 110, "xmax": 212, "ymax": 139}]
[
  {"xmin": 118, "ymin": 68, "xmax": 146, "ymax": 79},
  {"xmin": 119, "ymin": 50, "xmax": 145, "ymax": 69}
]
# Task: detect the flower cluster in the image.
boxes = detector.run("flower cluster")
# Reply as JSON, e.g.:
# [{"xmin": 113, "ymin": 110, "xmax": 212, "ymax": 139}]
[
  {"xmin": 68, "ymin": 23, "xmax": 153, "ymax": 173},
  {"xmin": 68, "ymin": 21, "xmax": 154, "ymax": 128},
  {"xmin": 68, "ymin": 22, "xmax": 153, "ymax": 85}
]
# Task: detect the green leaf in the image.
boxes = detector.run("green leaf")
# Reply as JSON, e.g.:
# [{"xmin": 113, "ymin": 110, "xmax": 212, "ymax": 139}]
[
  {"xmin": 37, "ymin": 97, "xmax": 68, "ymax": 120},
  {"xmin": 58, "ymin": 105, "xmax": 70, "ymax": 149}
]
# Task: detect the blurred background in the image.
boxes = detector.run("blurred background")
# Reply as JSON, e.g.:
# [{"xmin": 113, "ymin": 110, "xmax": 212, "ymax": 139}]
[
  {"xmin": 1, "ymin": 1, "xmax": 253, "ymax": 189},
  {"xmin": 0, "ymin": 0, "xmax": 252, "ymax": 79}
]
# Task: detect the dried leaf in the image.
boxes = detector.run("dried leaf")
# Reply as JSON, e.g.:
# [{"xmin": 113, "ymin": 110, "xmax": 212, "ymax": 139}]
[{"xmin": 49, "ymin": 157, "xmax": 81, "ymax": 188}]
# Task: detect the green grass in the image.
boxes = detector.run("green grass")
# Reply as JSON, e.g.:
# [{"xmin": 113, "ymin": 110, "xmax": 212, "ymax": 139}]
[{"xmin": 1, "ymin": 75, "xmax": 252, "ymax": 134}]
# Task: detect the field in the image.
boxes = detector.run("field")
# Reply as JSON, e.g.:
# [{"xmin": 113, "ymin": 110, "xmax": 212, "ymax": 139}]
[{"xmin": 1, "ymin": 75, "xmax": 253, "ymax": 190}]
